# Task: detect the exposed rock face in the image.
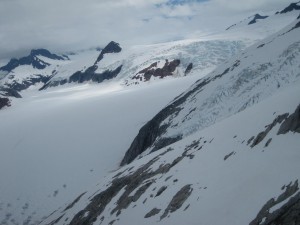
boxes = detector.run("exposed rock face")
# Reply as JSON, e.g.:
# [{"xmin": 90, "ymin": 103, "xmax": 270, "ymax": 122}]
[
  {"xmin": 160, "ymin": 185, "xmax": 193, "ymax": 220},
  {"xmin": 41, "ymin": 41, "xmax": 123, "ymax": 89},
  {"xmin": 42, "ymin": 65, "xmax": 122, "ymax": 89},
  {"xmin": 280, "ymin": 2, "xmax": 300, "ymax": 14},
  {"xmin": 144, "ymin": 208, "xmax": 161, "ymax": 218},
  {"xmin": 69, "ymin": 65, "xmax": 122, "ymax": 84},
  {"xmin": 40, "ymin": 79, "xmax": 68, "ymax": 90},
  {"xmin": 250, "ymin": 113, "xmax": 289, "ymax": 148},
  {"xmin": 0, "ymin": 86, "xmax": 22, "ymax": 109},
  {"xmin": 0, "ymin": 97, "xmax": 10, "ymax": 109},
  {"xmin": 0, "ymin": 49, "xmax": 65, "ymax": 72},
  {"xmin": 0, "ymin": 87, "xmax": 22, "ymax": 98},
  {"xmin": 47, "ymin": 147, "xmax": 188, "ymax": 225},
  {"xmin": 224, "ymin": 151, "xmax": 236, "ymax": 161},
  {"xmin": 155, "ymin": 186, "xmax": 168, "ymax": 197},
  {"xmin": 278, "ymin": 104, "xmax": 300, "ymax": 134},
  {"xmin": 248, "ymin": 14, "xmax": 269, "ymax": 25},
  {"xmin": 63, "ymin": 192, "xmax": 86, "ymax": 212},
  {"xmin": 184, "ymin": 63, "xmax": 193, "ymax": 75},
  {"xmin": 291, "ymin": 21, "xmax": 300, "ymax": 31},
  {"xmin": 95, "ymin": 41, "xmax": 122, "ymax": 63},
  {"xmin": 133, "ymin": 59, "xmax": 180, "ymax": 81},
  {"xmin": 120, "ymin": 67, "xmax": 232, "ymax": 166},
  {"xmin": 30, "ymin": 49, "xmax": 65, "ymax": 61},
  {"xmin": 4, "ymin": 74, "xmax": 53, "ymax": 92},
  {"xmin": 249, "ymin": 180, "xmax": 300, "ymax": 225}
]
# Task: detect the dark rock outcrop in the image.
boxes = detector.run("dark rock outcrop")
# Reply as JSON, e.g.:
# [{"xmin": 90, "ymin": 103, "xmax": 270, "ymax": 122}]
[
  {"xmin": 121, "ymin": 66, "xmax": 234, "ymax": 166},
  {"xmin": 41, "ymin": 42, "xmax": 122, "ymax": 89},
  {"xmin": 48, "ymin": 147, "xmax": 191, "ymax": 225},
  {"xmin": 95, "ymin": 41, "xmax": 122, "ymax": 64},
  {"xmin": 290, "ymin": 21, "xmax": 300, "ymax": 31},
  {"xmin": 39, "ymin": 79, "xmax": 68, "ymax": 90},
  {"xmin": 250, "ymin": 113, "xmax": 289, "ymax": 148},
  {"xmin": 184, "ymin": 63, "xmax": 193, "ymax": 75},
  {"xmin": 155, "ymin": 186, "xmax": 167, "ymax": 197},
  {"xmin": 0, "ymin": 87, "xmax": 22, "ymax": 98},
  {"xmin": 226, "ymin": 23, "xmax": 237, "ymax": 31},
  {"xmin": 224, "ymin": 151, "xmax": 236, "ymax": 161},
  {"xmin": 63, "ymin": 193, "xmax": 86, "ymax": 212},
  {"xmin": 279, "ymin": 2, "xmax": 300, "ymax": 14},
  {"xmin": 144, "ymin": 208, "xmax": 161, "ymax": 218},
  {"xmin": 0, "ymin": 97, "xmax": 10, "ymax": 109},
  {"xmin": 249, "ymin": 180, "xmax": 300, "ymax": 225},
  {"xmin": 248, "ymin": 14, "xmax": 269, "ymax": 25},
  {"xmin": 69, "ymin": 65, "xmax": 122, "ymax": 84},
  {"xmin": 160, "ymin": 185, "xmax": 193, "ymax": 220},
  {"xmin": 0, "ymin": 49, "xmax": 65, "ymax": 72},
  {"xmin": 4, "ymin": 74, "xmax": 53, "ymax": 92},
  {"xmin": 133, "ymin": 59, "xmax": 180, "ymax": 81},
  {"xmin": 278, "ymin": 104, "xmax": 300, "ymax": 134},
  {"xmin": 30, "ymin": 49, "xmax": 65, "ymax": 61}
]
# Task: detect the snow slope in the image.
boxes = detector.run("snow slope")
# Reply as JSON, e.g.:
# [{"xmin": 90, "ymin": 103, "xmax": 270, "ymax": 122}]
[
  {"xmin": 0, "ymin": 49, "xmax": 100, "ymax": 92},
  {"xmin": 0, "ymin": 76, "xmax": 200, "ymax": 225},
  {"xmin": 1, "ymin": 3, "xmax": 298, "ymax": 109},
  {"xmin": 38, "ymin": 12, "xmax": 300, "ymax": 225},
  {"xmin": 223, "ymin": 2, "xmax": 300, "ymax": 40},
  {"xmin": 40, "ymin": 64, "xmax": 300, "ymax": 225},
  {"xmin": 42, "ymin": 38, "xmax": 246, "ymax": 88},
  {"xmin": 120, "ymin": 15, "xmax": 300, "ymax": 165},
  {"xmin": 0, "ymin": 3, "xmax": 299, "ymax": 225}
]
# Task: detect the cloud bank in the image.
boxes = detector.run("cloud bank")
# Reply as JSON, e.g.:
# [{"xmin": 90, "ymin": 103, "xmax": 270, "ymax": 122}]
[{"xmin": 0, "ymin": 0, "xmax": 294, "ymax": 60}]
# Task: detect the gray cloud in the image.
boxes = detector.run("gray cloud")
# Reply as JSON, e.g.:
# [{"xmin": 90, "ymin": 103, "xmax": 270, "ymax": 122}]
[{"xmin": 0, "ymin": 0, "xmax": 294, "ymax": 61}]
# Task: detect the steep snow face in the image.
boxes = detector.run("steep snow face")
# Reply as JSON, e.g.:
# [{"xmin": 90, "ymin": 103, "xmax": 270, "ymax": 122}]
[
  {"xmin": 35, "ymin": 16, "xmax": 300, "ymax": 225},
  {"xmin": 121, "ymin": 18, "xmax": 300, "ymax": 165},
  {"xmin": 224, "ymin": 7, "xmax": 299, "ymax": 40},
  {"xmin": 0, "ymin": 75, "xmax": 200, "ymax": 225},
  {"xmin": 39, "ymin": 72, "xmax": 300, "ymax": 225},
  {"xmin": 43, "ymin": 38, "xmax": 246, "ymax": 88},
  {"xmin": 0, "ymin": 49, "xmax": 100, "ymax": 92},
  {"xmin": 1, "ymin": 6, "xmax": 298, "ymax": 99}
]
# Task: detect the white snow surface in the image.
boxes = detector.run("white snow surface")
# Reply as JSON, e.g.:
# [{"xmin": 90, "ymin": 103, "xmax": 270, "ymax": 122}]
[
  {"xmin": 0, "ymin": 49, "xmax": 100, "ymax": 91},
  {"xmin": 0, "ymin": 9, "xmax": 297, "ymax": 94},
  {"xmin": 40, "ymin": 72, "xmax": 300, "ymax": 225},
  {"xmin": 0, "ymin": 6, "xmax": 299, "ymax": 225},
  {"xmin": 38, "ymin": 16, "xmax": 300, "ymax": 225},
  {"xmin": 0, "ymin": 76, "xmax": 200, "ymax": 225},
  {"xmin": 150, "ymin": 17, "xmax": 300, "ymax": 149}
]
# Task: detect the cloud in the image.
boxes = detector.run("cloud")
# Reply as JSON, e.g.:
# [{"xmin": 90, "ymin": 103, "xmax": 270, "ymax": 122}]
[
  {"xmin": 211, "ymin": 0, "xmax": 293, "ymax": 12},
  {"xmin": 0, "ymin": 0, "xmax": 295, "ymax": 60}
]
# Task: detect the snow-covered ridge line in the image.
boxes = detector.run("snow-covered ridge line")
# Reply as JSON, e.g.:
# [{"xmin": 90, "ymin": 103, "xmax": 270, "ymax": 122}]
[
  {"xmin": 120, "ymin": 16, "xmax": 300, "ymax": 165},
  {"xmin": 40, "ymin": 71, "xmax": 300, "ymax": 225}
]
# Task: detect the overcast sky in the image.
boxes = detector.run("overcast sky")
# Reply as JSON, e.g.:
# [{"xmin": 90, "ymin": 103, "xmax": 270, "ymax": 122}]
[{"xmin": 0, "ymin": 0, "xmax": 294, "ymax": 61}]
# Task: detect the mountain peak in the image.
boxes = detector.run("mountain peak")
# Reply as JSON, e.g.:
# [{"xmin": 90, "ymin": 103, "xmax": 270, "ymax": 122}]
[
  {"xmin": 30, "ymin": 48, "xmax": 65, "ymax": 60},
  {"xmin": 248, "ymin": 13, "xmax": 269, "ymax": 25},
  {"xmin": 279, "ymin": 1, "xmax": 300, "ymax": 14},
  {"xmin": 103, "ymin": 41, "xmax": 122, "ymax": 54},
  {"xmin": 0, "ymin": 49, "xmax": 65, "ymax": 72},
  {"xmin": 95, "ymin": 41, "xmax": 122, "ymax": 63}
]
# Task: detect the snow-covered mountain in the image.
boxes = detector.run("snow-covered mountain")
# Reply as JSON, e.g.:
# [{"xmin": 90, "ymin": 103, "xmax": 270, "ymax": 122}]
[
  {"xmin": 0, "ymin": 49, "xmax": 69, "ymax": 91},
  {"xmin": 1, "ymin": 2, "xmax": 298, "ymax": 111},
  {"xmin": 0, "ymin": 2, "xmax": 300, "ymax": 225},
  {"xmin": 36, "ymin": 6, "xmax": 300, "ymax": 225},
  {"xmin": 121, "ymin": 14, "xmax": 300, "ymax": 166},
  {"xmin": 224, "ymin": 1, "xmax": 300, "ymax": 39}
]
